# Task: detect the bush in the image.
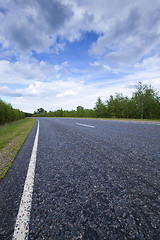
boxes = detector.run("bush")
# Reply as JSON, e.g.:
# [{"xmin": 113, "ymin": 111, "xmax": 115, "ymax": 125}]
[{"xmin": 0, "ymin": 99, "xmax": 25, "ymax": 125}]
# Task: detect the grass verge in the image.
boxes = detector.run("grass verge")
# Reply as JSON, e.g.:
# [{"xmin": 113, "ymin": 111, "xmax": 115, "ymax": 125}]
[
  {"xmin": 0, "ymin": 118, "xmax": 36, "ymax": 180},
  {"xmin": 50, "ymin": 116, "xmax": 160, "ymax": 122},
  {"xmin": 92, "ymin": 117, "xmax": 160, "ymax": 122}
]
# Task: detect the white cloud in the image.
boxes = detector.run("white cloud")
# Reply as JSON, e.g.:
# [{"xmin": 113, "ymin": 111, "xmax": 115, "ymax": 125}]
[
  {"xmin": 124, "ymin": 56, "xmax": 160, "ymax": 91},
  {"xmin": 0, "ymin": 85, "xmax": 22, "ymax": 97},
  {"xmin": 0, "ymin": 0, "xmax": 73, "ymax": 53},
  {"xmin": 0, "ymin": 0, "xmax": 160, "ymax": 112},
  {"xmin": 0, "ymin": 1, "xmax": 158, "ymax": 58},
  {"xmin": 0, "ymin": 0, "xmax": 160, "ymax": 66},
  {"xmin": 57, "ymin": 89, "xmax": 77, "ymax": 97},
  {"xmin": 90, "ymin": 61, "xmax": 111, "ymax": 71},
  {"xmin": 0, "ymin": 58, "xmax": 66, "ymax": 84},
  {"xmin": 88, "ymin": 1, "xmax": 160, "ymax": 64},
  {"xmin": 1, "ymin": 53, "xmax": 160, "ymax": 113}
]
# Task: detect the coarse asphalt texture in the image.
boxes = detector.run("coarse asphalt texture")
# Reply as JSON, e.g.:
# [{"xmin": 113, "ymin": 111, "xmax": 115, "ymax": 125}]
[{"xmin": 0, "ymin": 118, "xmax": 160, "ymax": 240}]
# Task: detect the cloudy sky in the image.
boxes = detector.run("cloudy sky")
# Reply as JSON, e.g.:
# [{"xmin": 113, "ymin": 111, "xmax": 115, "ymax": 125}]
[{"xmin": 0, "ymin": 0, "xmax": 160, "ymax": 113}]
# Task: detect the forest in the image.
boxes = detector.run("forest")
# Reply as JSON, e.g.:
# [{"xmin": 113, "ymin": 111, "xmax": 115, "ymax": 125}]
[
  {"xmin": 0, "ymin": 99, "xmax": 25, "ymax": 125},
  {"xmin": 33, "ymin": 82, "xmax": 160, "ymax": 120}
]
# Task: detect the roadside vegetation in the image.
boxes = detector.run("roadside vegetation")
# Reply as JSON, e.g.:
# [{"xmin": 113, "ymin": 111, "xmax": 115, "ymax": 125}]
[
  {"xmin": 33, "ymin": 82, "xmax": 160, "ymax": 120},
  {"xmin": 0, "ymin": 118, "xmax": 36, "ymax": 180},
  {"xmin": 0, "ymin": 99, "xmax": 25, "ymax": 125}
]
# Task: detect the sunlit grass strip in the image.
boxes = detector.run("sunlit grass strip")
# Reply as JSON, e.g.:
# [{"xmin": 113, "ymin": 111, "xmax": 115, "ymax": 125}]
[
  {"xmin": 92, "ymin": 118, "xmax": 160, "ymax": 122},
  {"xmin": 0, "ymin": 118, "xmax": 36, "ymax": 180}
]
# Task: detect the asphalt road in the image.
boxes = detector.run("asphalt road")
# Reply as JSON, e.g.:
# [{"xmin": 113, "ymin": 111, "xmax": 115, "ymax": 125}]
[{"xmin": 0, "ymin": 118, "xmax": 160, "ymax": 240}]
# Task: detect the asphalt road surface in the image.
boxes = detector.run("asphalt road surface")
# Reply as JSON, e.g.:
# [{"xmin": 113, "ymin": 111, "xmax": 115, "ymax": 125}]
[{"xmin": 0, "ymin": 118, "xmax": 160, "ymax": 240}]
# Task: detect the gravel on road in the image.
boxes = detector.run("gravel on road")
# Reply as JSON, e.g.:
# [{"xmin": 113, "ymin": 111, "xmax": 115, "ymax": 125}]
[{"xmin": 0, "ymin": 118, "xmax": 160, "ymax": 240}]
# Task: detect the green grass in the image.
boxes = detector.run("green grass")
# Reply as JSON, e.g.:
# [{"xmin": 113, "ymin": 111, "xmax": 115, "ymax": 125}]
[
  {"xmin": 92, "ymin": 117, "xmax": 160, "ymax": 122},
  {"xmin": 0, "ymin": 118, "xmax": 36, "ymax": 180}
]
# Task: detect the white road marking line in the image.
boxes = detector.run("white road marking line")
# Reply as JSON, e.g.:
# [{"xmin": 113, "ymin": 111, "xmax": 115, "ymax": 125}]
[
  {"xmin": 12, "ymin": 120, "xmax": 39, "ymax": 240},
  {"xmin": 76, "ymin": 123, "xmax": 95, "ymax": 128}
]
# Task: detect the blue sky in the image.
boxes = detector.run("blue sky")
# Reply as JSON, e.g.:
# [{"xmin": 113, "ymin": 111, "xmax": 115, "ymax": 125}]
[{"xmin": 0, "ymin": 0, "xmax": 160, "ymax": 113}]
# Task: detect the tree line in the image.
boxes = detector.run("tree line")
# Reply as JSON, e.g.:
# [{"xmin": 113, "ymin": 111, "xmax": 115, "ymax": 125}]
[
  {"xmin": 33, "ymin": 82, "xmax": 160, "ymax": 119},
  {"xmin": 0, "ymin": 99, "xmax": 25, "ymax": 125}
]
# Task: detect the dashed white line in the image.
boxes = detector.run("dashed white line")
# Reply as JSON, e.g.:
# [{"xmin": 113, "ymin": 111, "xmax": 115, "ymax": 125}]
[
  {"xmin": 12, "ymin": 120, "xmax": 39, "ymax": 240},
  {"xmin": 76, "ymin": 123, "xmax": 95, "ymax": 128}
]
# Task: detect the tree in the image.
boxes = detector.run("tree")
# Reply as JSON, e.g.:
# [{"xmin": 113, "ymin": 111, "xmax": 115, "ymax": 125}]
[
  {"xmin": 94, "ymin": 97, "xmax": 108, "ymax": 118},
  {"xmin": 0, "ymin": 99, "xmax": 25, "ymax": 125},
  {"xmin": 37, "ymin": 108, "xmax": 47, "ymax": 114},
  {"xmin": 107, "ymin": 93, "xmax": 128, "ymax": 118},
  {"xmin": 31, "ymin": 82, "xmax": 160, "ymax": 120},
  {"xmin": 77, "ymin": 106, "xmax": 84, "ymax": 117},
  {"xmin": 132, "ymin": 82, "xmax": 160, "ymax": 119}
]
